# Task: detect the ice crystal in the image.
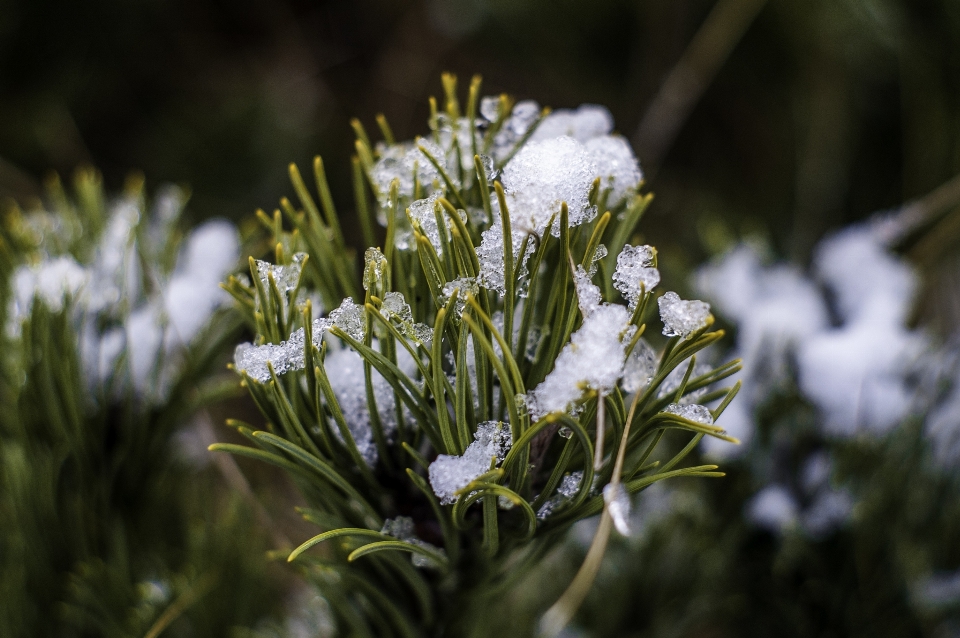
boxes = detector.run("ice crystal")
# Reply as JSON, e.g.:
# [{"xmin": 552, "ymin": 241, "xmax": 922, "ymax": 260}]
[
  {"xmin": 429, "ymin": 421, "xmax": 512, "ymax": 505},
  {"xmin": 658, "ymin": 291, "xmax": 710, "ymax": 338},
  {"xmin": 479, "ymin": 95, "xmax": 501, "ymax": 122},
  {"xmin": 613, "ymin": 244, "xmax": 659, "ymax": 309},
  {"xmin": 622, "ymin": 339, "xmax": 658, "ymax": 393},
  {"xmin": 500, "ymin": 136, "xmax": 598, "ymax": 236},
  {"xmin": 526, "ymin": 304, "xmax": 633, "ymax": 421},
  {"xmin": 536, "ymin": 471, "xmax": 587, "ymax": 520},
  {"xmin": 380, "ymin": 291, "xmax": 433, "ymax": 346},
  {"xmin": 662, "ymin": 403, "xmax": 714, "ymax": 425},
  {"xmin": 328, "ymin": 298, "xmax": 365, "ymax": 341},
  {"xmin": 381, "ymin": 516, "xmax": 416, "ymax": 540},
  {"xmin": 441, "ymin": 277, "xmax": 479, "ymax": 318},
  {"xmin": 408, "ymin": 190, "xmax": 446, "ymax": 254},
  {"xmin": 380, "ymin": 516, "xmax": 447, "ymax": 569},
  {"xmin": 233, "ymin": 298, "xmax": 365, "ymax": 383},
  {"xmin": 475, "ymin": 217, "xmax": 535, "ymax": 296},
  {"xmin": 362, "ymin": 247, "xmax": 388, "ymax": 291},
  {"xmin": 573, "ymin": 265, "xmax": 602, "ymax": 317},
  {"xmin": 255, "ymin": 253, "xmax": 307, "ymax": 297},
  {"xmin": 370, "ymin": 140, "xmax": 446, "ymax": 205}
]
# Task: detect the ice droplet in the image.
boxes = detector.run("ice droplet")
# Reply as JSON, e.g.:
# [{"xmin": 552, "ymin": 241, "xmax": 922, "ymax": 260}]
[{"xmin": 603, "ymin": 483, "xmax": 631, "ymax": 536}]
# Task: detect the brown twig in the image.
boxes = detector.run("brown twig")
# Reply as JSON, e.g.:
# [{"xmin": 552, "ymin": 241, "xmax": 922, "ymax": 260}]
[
  {"xmin": 633, "ymin": 0, "xmax": 769, "ymax": 175},
  {"xmin": 879, "ymin": 171, "xmax": 960, "ymax": 246},
  {"xmin": 195, "ymin": 412, "xmax": 292, "ymax": 550}
]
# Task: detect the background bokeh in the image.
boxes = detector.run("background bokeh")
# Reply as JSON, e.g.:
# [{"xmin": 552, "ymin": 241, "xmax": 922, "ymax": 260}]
[{"xmin": 3, "ymin": 0, "xmax": 958, "ymax": 272}]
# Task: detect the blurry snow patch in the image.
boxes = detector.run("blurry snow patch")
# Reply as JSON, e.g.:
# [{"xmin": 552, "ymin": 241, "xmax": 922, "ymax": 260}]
[
  {"xmin": 695, "ymin": 226, "xmax": 927, "ymax": 449},
  {"xmin": 491, "ymin": 100, "xmax": 541, "ymax": 162},
  {"xmin": 622, "ymin": 339, "xmax": 658, "ymax": 393},
  {"xmin": 281, "ymin": 589, "xmax": 336, "ymax": 638},
  {"xmin": 703, "ymin": 398, "xmax": 752, "ymax": 458},
  {"xmin": 323, "ymin": 344, "xmax": 417, "ymax": 467},
  {"xmin": 814, "ymin": 223, "xmax": 918, "ymax": 326},
  {"xmin": 912, "ymin": 571, "xmax": 960, "ymax": 610},
  {"xmin": 745, "ymin": 453, "xmax": 853, "ymax": 538},
  {"xmin": 603, "ymin": 483, "xmax": 631, "ymax": 536},
  {"xmin": 586, "ymin": 135, "xmax": 643, "ymax": 205},
  {"xmin": 164, "ymin": 220, "xmax": 239, "ymax": 345},
  {"xmin": 529, "ymin": 104, "xmax": 613, "ymax": 143},
  {"xmin": 10, "ymin": 196, "xmax": 241, "ymax": 405},
  {"xmin": 926, "ymin": 369, "xmax": 960, "ymax": 467},
  {"xmin": 8, "ymin": 256, "xmax": 88, "ymax": 333},
  {"xmin": 797, "ymin": 320, "xmax": 925, "ymax": 437},
  {"xmin": 801, "ymin": 487, "xmax": 854, "ymax": 539},
  {"xmin": 657, "ymin": 359, "xmax": 712, "ymax": 405},
  {"xmin": 746, "ymin": 485, "xmax": 799, "ymax": 533}
]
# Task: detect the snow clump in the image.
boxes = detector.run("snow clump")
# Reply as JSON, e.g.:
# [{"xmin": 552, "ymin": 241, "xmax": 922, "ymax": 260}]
[
  {"xmin": 429, "ymin": 421, "xmax": 512, "ymax": 505},
  {"xmin": 233, "ymin": 298, "xmax": 365, "ymax": 383},
  {"xmin": 526, "ymin": 302, "xmax": 634, "ymax": 421},
  {"xmin": 586, "ymin": 135, "xmax": 643, "ymax": 205},
  {"xmin": 9, "ymin": 191, "xmax": 240, "ymax": 403},
  {"xmin": 658, "ymin": 291, "xmax": 711, "ymax": 338},
  {"xmin": 613, "ymin": 244, "xmax": 659, "ymax": 308}
]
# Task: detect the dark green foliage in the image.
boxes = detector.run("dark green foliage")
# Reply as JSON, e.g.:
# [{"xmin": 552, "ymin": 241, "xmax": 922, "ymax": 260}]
[{"xmin": 0, "ymin": 175, "xmax": 284, "ymax": 637}]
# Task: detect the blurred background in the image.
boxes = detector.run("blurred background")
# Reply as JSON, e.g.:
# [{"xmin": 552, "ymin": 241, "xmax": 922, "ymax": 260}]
[
  {"xmin": 4, "ymin": 1, "xmax": 960, "ymax": 636},
  {"xmin": 3, "ymin": 0, "xmax": 958, "ymax": 272}
]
